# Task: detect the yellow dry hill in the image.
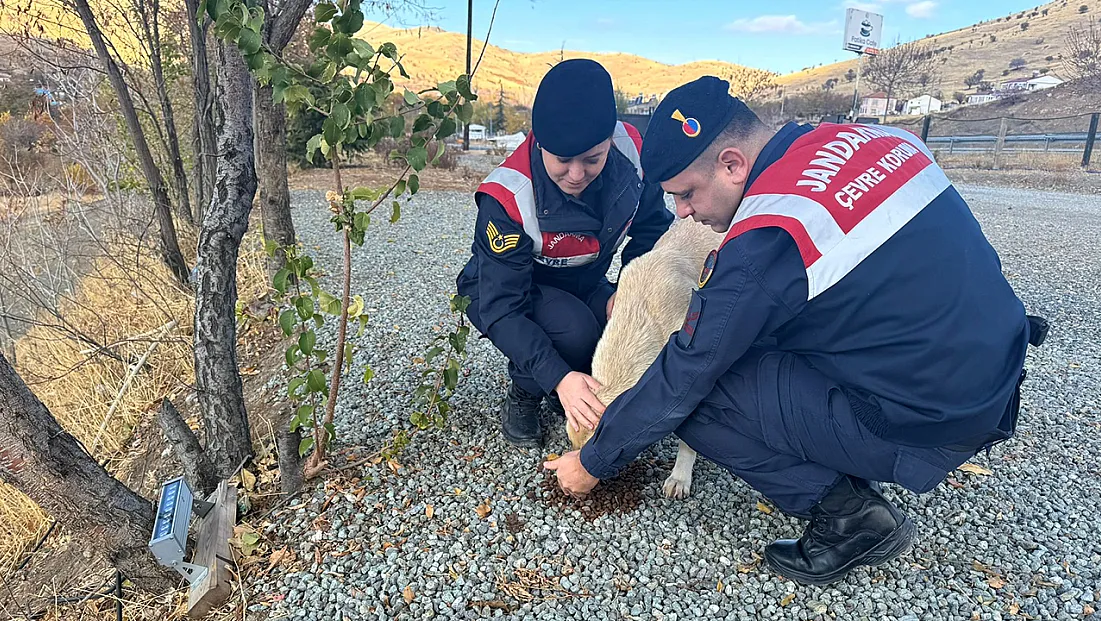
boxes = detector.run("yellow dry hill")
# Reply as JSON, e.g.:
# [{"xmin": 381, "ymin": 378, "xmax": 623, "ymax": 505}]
[
  {"xmin": 776, "ymin": 0, "xmax": 1101, "ymax": 95},
  {"xmin": 355, "ymin": 21, "xmax": 755, "ymax": 106}
]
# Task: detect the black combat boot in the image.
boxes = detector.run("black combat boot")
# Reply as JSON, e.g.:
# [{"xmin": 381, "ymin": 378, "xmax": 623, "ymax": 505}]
[
  {"xmin": 764, "ymin": 475, "xmax": 915, "ymax": 585},
  {"xmin": 500, "ymin": 381, "xmax": 543, "ymax": 448},
  {"xmin": 545, "ymin": 391, "xmax": 565, "ymax": 415}
]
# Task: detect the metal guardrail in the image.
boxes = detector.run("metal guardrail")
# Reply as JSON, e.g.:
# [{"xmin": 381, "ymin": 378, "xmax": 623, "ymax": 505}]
[{"xmin": 927, "ymin": 132, "xmax": 1088, "ymax": 153}]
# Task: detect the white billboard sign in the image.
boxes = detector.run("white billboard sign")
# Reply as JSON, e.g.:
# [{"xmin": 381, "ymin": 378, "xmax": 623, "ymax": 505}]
[{"xmin": 843, "ymin": 8, "xmax": 883, "ymax": 55}]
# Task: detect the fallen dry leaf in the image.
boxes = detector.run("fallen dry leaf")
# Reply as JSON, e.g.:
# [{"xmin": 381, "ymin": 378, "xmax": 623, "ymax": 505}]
[
  {"xmin": 780, "ymin": 593, "xmax": 795, "ymax": 606},
  {"xmin": 716, "ymin": 579, "xmax": 723, "ymax": 592},
  {"xmin": 475, "ymin": 501, "xmax": 491, "ymax": 519},
  {"xmin": 1083, "ymin": 604, "xmax": 1094, "ymax": 616},
  {"xmin": 756, "ymin": 502, "xmax": 773, "ymax": 515},
  {"xmin": 988, "ymin": 576, "xmax": 1006, "ymax": 589},
  {"xmin": 387, "ymin": 459, "xmax": 401, "ymax": 474},
  {"xmin": 947, "ymin": 477, "xmax": 965, "ymax": 489},
  {"xmin": 403, "ymin": 585, "xmax": 414, "ymax": 604},
  {"xmin": 267, "ymin": 546, "xmax": 289, "ymax": 571},
  {"xmin": 1008, "ymin": 602, "xmax": 1020, "ymax": 615},
  {"xmin": 959, "ymin": 462, "xmax": 994, "ymax": 476},
  {"xmin": 241, "ymin": 469, "xmax": 257, "ymax": 492},
  {"xmin": 426, "ymin": 505, "xmax": 435, "ymax": 519},
  {"xmin": 545, "ymin": 453, "xmax": 560, "ymax": 461}
]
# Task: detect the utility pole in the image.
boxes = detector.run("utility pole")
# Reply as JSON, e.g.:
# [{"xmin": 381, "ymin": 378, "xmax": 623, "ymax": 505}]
[{"xmin": 463, "ymin": 0, "xmax": 472, "ymax": 151}]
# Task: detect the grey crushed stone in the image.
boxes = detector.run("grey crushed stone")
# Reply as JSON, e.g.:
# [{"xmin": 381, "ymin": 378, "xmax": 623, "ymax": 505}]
[{"xmin": 254, "ymin": 180, "xmax": 1101, "ymax": 621}]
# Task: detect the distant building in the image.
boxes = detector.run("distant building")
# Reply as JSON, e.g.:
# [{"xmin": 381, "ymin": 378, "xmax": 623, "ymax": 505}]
[
  {"xmin": 624, "ymin": 93, "xmax": 659, "ymax": 115},
  {"xmin": 904, "ymin": 95, "xmax": 942, "ymax": 116},
  {"xmin": 998, "ymin": 73, "xmax": 1063, "ymax": 92},
  {"xmin": 859, "ymin": 92, "xmax": 899, "ymax": 117},
  {"xmin": 490, "ymin": 131, "xmax": 527, "ymax": 152},
  {"xmin": 466, "ymin": 124, "xmax": 486, "ymax": 141},
  {"xmin": 967, "ymin": 93, "xmax": 998, "ymax": 105}
]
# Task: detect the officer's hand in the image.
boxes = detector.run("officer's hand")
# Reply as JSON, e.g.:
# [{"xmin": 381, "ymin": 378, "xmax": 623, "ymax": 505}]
[
  {"xmin": 556, "ymin": 371, "xmax": 605, "ymax": 432},
  {"xmin": 543, "ymin": 450, "xmax": 599, "ymax": 498},
  {"xmin": 606, "ymin": 293, "xmax": 616, "ymax": 319}
]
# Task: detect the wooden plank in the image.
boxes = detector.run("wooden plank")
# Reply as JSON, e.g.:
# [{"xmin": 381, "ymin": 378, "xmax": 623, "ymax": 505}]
[
  {"xmin": 993, "ymin": 117, "xmax": 1009, "ymax": 170},
  {"xmin": 188, "ymin": 480, "xmax": 236, "ymax": 617}
]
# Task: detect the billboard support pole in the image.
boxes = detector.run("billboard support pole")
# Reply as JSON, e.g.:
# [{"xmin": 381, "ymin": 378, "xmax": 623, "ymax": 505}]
[{"xmin": 850, "ymin": 53, "xmax": 863, "ymax": 121}]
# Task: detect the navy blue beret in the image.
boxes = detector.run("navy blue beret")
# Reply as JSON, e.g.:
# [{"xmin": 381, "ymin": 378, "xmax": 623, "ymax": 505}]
[
  {"xmin": 640, "ymin": 76, "xmax": 743, "ymax": 182},
  {"xmin": 532, "ymin": 59, "xmax": 617, "ymax": 158}
]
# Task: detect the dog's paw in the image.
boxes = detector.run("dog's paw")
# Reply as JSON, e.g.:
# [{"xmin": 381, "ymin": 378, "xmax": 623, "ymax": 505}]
[{"xmin": 662, "ymin": 472, "xmax": 692, "ymax": 499}]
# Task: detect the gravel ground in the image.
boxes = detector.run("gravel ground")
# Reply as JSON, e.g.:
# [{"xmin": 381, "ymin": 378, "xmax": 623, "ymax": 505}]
[{"xmin": 254, "ymin": 182, "xmax": 1101, "ymax": 621}]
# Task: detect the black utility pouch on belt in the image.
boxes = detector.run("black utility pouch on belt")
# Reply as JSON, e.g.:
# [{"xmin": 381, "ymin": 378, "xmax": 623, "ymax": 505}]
[{"xmin": 945, "ymin": 314, "xmax": 1049, "ymax": 455}]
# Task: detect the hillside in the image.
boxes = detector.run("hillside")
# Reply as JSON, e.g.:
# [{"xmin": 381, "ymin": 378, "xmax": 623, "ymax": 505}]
[
  {"xmin": 354, "ymin": 22, "xmax": 754, "ymax": 106},
  {"xmin": 776, "ymin": 0, "xmax": 1101, "ymax": 97}
]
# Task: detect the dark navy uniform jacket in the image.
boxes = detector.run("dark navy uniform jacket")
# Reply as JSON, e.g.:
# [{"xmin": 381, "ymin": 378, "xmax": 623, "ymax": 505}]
[
  {"xmin": 580, "ymin": 121, "xmax": 1031, "ymax": 481},
  {"xmin": 456, "ymin": 129, "xmax": 674, "ymax": 395}
]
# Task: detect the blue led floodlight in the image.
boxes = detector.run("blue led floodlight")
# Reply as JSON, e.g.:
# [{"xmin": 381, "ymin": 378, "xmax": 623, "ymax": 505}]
[{"xmin": 148, "ymin": 475, "xmax": 214, "ymax": 586}]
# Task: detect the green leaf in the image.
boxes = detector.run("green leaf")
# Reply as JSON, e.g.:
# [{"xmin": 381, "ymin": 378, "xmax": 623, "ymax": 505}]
[
  {"xmin": 282, "ymin": 85, "xmax": 314, "ymax": 107},
  {"xmin": 279, "ymin": 309, "xmax": 296, "ymax": 336},
  {"xmin": 298, "ymin": 436, "xmax": 315, "ymax": 456},
  {"xmin": 426, "ymin": 100, "xmax": 446, "ymax": 118},
  {"xmin": 408, "ymin": 173, "xmax": 419, "ymax": 195},
  {"xmin": 314, "ymin": 1, "xmax": 338, "ymax": 22},
  {"xmin": 331, "ymin": 102, "xmax": 351, "ymax": 129},
  {"xmin": 405, "ymin": 146, "xmax": 427, "ymax": 172},
  {"xmin": 395, "ymin": 60, "xmax": 409, "ymax": 79},
  {"xmin": 456, "ymin": 74, "xmax": 475, "ymax": 100},
  {"xmin": 333, "ymin": 7, "xmax": 364, "ymax": 34},
  {"xmin": 299, "ymin": 330, "xmax": 316, "ymax": 355},
  {"xmin": 379, "ymin": 42, "xmax": 398, "ymax": 59},
  {"xmin": 306, "ymin": 369, "xmax": 327, "ymax": 393},
  {"xmin": 436, "ymin": 80, "xmax": 456, "ymax": 96},
  {"xmin": 456, "ymin": 101, "xmax": 473, "ymax": 124},
  {"xmin": 430, "ymin": 142, "xmax": 445, "ymax": 166},
  {"xmin": 389, "ymin": 115, "xmax": 404, "ymax": 138},
  {"xmin": 435, "ymin": 117, "xmax": 456, "ymax": 140},
  {"xmin": 425, "ymin": 346, "xmax": 444, "ymax": 364},
  {"xmin": 355, "ymin": 83, "xmax": 377, "ymax": 113},
  {"xmin": 394, "ymin": 179, "xmax": 406, "ymax": 197},
  {"xmin": 273, "ymin": 267, "xmax": 291, "ymax": 294},
  {"xmin": 444, "ymin": 366, "xmax": 458, "ymax": 390},
  {"xmin": 403, "ymin": 89, "xmax": 419, "ymax": 106},
  {"xmin": 351, "ymin": 39, "xmax": 375, "ymax": 58},
  {"xmin": 327, "ymin": 33, "xmax": 354, "ymax": 59},
  {"xmin": 288, "ymin": 377, "xmax": 305, "ymax": 399},
  {"xmin": 263, "ymin": 238, "xmax": 279, "ymax": 257},
  {"xmin": 390, "ymin": 201, "xmax": 401, "ymax": 223},
  {"xmin": 343, "ymin": 125, "xmax": 358, "ymax": 144},
  {"xmin": 363, "ymin": 366, "xmax": 375, "ymax": 383},
  {"xmin": 412, "ymin": 113, "xmax": 432, "ymax": 133},
  {"xmin": 450, "ymin": 294, "xmax": 471, "ymax": 314},
  {"xmin": 356, "ymin": 121, "xmax": 371, "ymax": 139},
  {"xmin": 308, "ymin": 27, "xmax": 331, "ymax": 51},
  {"xmin": 320, "ymin": 61, "xmax": 338, "ymax": 83},
  {"xmin": 295, "ymin": 296, "xmax": 314, "ymax": 319},
  {"xmin": 323, "ymin": 115, "xmax": 343, "ymax": 148},
  {"xmin": 246, "ymin": 7, "xmax": 264, "ymax": 32},
  {"xmin": 306, "ymin": 133, "xmax": 323, "ymax": 164},
  {"xmin": 285, "ymin": 345, "xmax": 299, "ymax": 368},
  {"xmin": 347, "ymin": 294, "xmax": 364, "ymax": 318},
  {"xmin": 318, "ymin": 290, "xmax": 339, "ymax": 315}
]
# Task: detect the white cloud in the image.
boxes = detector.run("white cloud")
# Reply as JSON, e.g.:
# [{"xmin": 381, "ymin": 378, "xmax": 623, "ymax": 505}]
[
  {"xmin": 905, "ymin": 1, "xmax": 937, "ymax": 18},
  {"xmin": 725, "ymin": 15, "xmax": 840, "ymax": 35}
]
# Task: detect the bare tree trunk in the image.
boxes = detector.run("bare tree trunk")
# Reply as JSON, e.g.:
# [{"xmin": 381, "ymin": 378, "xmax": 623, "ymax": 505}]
[
  {"xmin": 254, "ymin": 86, "xmax": 296, "ymax": 273},
  {"xmin": 0, "ymin": 353, "xmax": 175, "ymax": 593},
  {"xmin": 157, "ymin": 399, "xmax": 218, "ymax": 496},
  {"xmin": 192, "ymin": 39, "xmax": 256, "ymax": 476},
  {"xmin": 70, "ymin": 0, "xmax": 190, "ymax": 286},
  {"xmin": 250, "ymin": 0, "xmax": 311, "ymax": 276},
  {"xmin": 184, "ymin": 0, "xmax": 216, "ymax": 221}
]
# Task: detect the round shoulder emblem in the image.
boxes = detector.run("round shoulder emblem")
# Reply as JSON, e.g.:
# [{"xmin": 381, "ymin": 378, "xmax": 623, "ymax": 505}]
[{"xmin": 698, "ymin": 249, "xmax": 717, "ymax": 288}]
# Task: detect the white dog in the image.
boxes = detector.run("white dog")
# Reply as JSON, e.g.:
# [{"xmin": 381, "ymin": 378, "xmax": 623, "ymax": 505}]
[{"xmin": 567, "ymin": 216, "xmax": 725, "ymax": 498}]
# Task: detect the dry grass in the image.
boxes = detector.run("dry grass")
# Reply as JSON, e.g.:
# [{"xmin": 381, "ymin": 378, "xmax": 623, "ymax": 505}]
[{"xmin": 0, "ymin": 218, "xmax": 270, "ymax": 577}]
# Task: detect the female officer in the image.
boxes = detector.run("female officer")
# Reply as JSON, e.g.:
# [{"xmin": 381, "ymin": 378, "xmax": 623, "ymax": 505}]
[{"xmin": 455, "ymin": 58, "xmax": 673, "ymax": 448}]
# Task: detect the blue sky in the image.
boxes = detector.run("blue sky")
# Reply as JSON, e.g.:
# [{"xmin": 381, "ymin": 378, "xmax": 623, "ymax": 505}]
[{"xmin": 363, "ymin": 0, "xmax": 1047, "ymax": 74}]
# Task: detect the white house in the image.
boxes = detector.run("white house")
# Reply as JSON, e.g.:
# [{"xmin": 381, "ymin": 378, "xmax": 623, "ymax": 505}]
[
  {"xmin": 904, "ymin": 95, "xmax": 942, "ymax": 116},
  {"xmin": 967, "ymin": 93, "xmax": 998, "ymax": 105},
  {"xmin": 859, "ymin": 92, "xmax": 899, "ymax": 117},
  {"xmin": 999, "ymin": 73, "xmax": 1064, "ymax": 92},
  {"xmin": 466, "ymin": 124, "xmax": 486, "ymax": 141}
]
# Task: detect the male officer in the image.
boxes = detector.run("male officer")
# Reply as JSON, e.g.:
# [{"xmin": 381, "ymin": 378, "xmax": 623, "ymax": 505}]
[
  {"xmin": 456, "ymin": 59, "xmax": 673, "ymax": 448},
  {"xmin": 545, "ymin": 76, "xmax": 1046, "ymax": 585}
]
